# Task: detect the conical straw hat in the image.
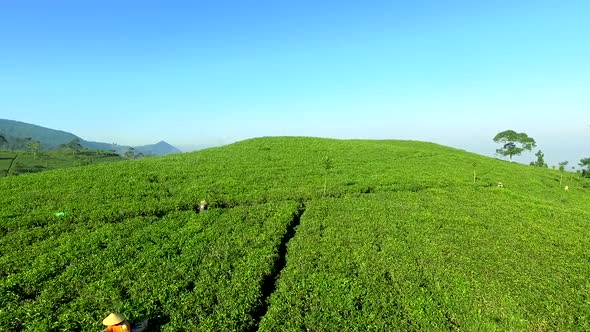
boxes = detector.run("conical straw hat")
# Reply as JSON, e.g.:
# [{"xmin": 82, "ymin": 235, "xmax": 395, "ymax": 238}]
[{"xmin": 102, "ymin": 312, "xmax": 125, "ymax": 326}]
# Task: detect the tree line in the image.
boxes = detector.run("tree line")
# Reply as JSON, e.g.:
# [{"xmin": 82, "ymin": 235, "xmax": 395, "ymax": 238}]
[{"xmin": 493, "ymin": 129, "xmax": 590, "ymax": 177}]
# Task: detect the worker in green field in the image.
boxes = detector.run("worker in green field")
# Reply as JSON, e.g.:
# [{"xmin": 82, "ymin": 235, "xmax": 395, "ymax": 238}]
[
  {"xmin": 102, "ymin": 312, "xmax": 147, "ymax": 332},
  {"xmin": 199, "ymin": 200, "xmax": 209, "ymax": 212}
]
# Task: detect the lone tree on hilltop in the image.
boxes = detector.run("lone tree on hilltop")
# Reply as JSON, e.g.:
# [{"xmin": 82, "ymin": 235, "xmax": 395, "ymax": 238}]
[
  {"xmin": 493, "ymin": 130, "xmax": 536, "ymax": 160},
  {"xmin": 530, "ymin": 150, "xmax": 547, "ymax": 167}
]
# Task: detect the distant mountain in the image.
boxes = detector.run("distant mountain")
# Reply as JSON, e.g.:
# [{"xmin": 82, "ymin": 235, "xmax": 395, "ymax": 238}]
[
  {"xmin": 0, "ymin": 119, "xmax": 80, "ymax": 150},
  {"xmin": 135, "ymin": 141, "xmax": 182, "ymax": 156},
  {"xmin": 0, "ymin": 119, "xmax": 180, "ymax": 156}
]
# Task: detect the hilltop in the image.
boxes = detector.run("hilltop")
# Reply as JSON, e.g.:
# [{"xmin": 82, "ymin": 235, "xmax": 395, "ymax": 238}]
[
  {"xmin": 0, "ymin": 119, "xmax": 180, "ymax": 156},
  {"xmin": 1, "ymin": 137, "xmax": 589, "ymax": 331}
]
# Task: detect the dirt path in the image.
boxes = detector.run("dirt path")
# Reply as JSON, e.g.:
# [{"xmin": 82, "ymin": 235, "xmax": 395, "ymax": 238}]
[{"xmin": 248, "ymin": 203, "xmax": 306, "ymax": 332}]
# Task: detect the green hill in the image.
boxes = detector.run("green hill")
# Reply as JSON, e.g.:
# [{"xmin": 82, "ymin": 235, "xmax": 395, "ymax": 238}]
[
  {"xmin": 0, "ymin": 119, "xmax": 80, "ymax": 150},
  {"xmin": 1, "ymin": 137, "xmax": 589, "ymax": 331}
]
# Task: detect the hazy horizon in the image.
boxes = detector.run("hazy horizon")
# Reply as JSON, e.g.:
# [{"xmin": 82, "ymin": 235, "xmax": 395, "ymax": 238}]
[{"xmin": 1, "ymin": 1, "xmax": 588, "ymax": 166}]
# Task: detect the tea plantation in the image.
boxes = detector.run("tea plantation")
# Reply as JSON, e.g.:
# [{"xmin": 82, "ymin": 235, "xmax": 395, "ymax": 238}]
[
  {"xmin": 0, "ymin": 149, "xmax": 123, "ymax": 177},
  {"xmin": 1, "ymin": 137, "xmax": 589, "ymax": 331}
]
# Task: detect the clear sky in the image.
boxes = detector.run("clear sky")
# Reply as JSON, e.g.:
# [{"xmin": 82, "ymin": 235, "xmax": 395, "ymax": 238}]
[{"xmin": 1, "ymin": 0, "xmax": 588, "ymax": 165}]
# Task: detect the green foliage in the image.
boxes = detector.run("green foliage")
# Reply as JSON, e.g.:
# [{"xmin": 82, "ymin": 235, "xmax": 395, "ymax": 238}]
[
  {"xmin": 260, "ymin": 192, "xmax": 590, "ymax": 331},
  {"xmin": 322, "ymin": 156, "xmax": 334, "ymax": 171},
  {"xmin": 63, "ymin": 139, "xmax": 83, "ymax": 156},
  {"xmin": 0, "ymin": 149, "xmax": 122, "ymax": 177},
  {"xmin": 0, "ymin": 202, "xmax": 300, "ymax": 331},
  {"xmin": 558, "ymin": 161, "xmax": 569, "ymax": 172},
  {"xmin": 322, "ymin": 156, "xmax": 334, "ymax": 196},
  {"xmin": 557, "ymin": 161, "xmax": 569, "ymax": 184},
  {"xmin": 530, "ymin": 150, "xmax": 547, "ymax": 167},
  {"xmin": 28, "ymin": 140, "xmax": 41, "ymax": 159},
  {"xmin": 1, "ymin": 137, "xmax": 590, "ymax": 330},
  {"xmin": 0, "ymin": 134, "xmax": 8, "ymax": 148},
  {"xmin": 580, "ymin": 157, "xmax": 590, "ymax": 177},
  {"xmin": 493, "ymin": 130, "xmax": 536, "ymax": 160},
  {"xmin": 124, "ymin": 147, "xmax": 136, "ymax": 159}
]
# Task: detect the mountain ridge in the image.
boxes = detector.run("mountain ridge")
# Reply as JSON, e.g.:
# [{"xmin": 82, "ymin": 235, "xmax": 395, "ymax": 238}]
[{"xmin": 0, "ymin": 119, "xmax": 181, "ymax": 156}]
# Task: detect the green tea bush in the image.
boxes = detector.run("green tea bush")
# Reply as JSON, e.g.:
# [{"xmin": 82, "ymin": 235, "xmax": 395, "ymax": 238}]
[{"xmin": 1, "ymin": 137, "xmax": 589, "ymax": 330}]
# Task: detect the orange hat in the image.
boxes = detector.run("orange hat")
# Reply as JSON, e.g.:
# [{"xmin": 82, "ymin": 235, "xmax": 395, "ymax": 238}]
[{"xmin": 102, "ymin": 312, "xmax": 125, "ymax": 326}]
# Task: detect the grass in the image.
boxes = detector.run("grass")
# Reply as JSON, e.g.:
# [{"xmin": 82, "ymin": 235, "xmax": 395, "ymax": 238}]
[
  {"xmin": 260, "ymin": 191, "xmax": 590, "ymax": 331},
  {"xmin": 1, "ymin": 137, "xmax": 589, "ymax": 331}
]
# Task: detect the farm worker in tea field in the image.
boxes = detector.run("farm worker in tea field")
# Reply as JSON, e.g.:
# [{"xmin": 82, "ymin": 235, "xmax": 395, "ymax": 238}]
[
  {"xmin": 200, "ymin": 200, "xmax": 209, "ymax": 212},
  {"xmin": 102, "ymin": 312, "xmax": 148, "ymax": 332}
]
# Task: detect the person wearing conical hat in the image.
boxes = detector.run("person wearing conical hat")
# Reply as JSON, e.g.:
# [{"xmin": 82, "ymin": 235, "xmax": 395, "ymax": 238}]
[
  {"xmin": 103, "ymin": 313, "xmax": 131, "ymax": 332},
  {"xmin": 102, "ymin": 313, "xmax": 148, "ymax": 332}
]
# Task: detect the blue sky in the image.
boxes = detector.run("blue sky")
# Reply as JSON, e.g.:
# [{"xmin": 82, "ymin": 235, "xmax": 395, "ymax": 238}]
[{"xmin": 0, "ymin": 0, "xmax": 588, "ymax": 165}]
